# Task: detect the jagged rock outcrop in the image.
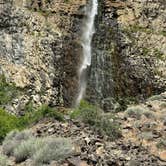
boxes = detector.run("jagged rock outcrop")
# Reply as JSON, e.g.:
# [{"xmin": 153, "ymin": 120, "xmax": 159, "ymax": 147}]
[
  {"xmin": 0, "ymin": 0, "xmax": 86, "ymax": 113},
  {"xmin": 87, "ymin": 0, "xmax": 166, "ymax": 110}
]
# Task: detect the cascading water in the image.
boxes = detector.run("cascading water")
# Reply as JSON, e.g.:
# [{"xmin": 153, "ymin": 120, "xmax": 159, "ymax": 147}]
[{"xmin": 76, "ymin": 0, "xmax": 98, "ymax": 105}]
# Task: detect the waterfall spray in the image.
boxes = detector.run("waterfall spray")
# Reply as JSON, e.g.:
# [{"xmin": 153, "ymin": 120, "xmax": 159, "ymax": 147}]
[{"xmin": 76, "ymin": 0, "xmax": 98, "ymax": 105}]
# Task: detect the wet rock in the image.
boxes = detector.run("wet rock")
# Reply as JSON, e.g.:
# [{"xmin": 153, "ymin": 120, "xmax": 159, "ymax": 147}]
[{"xmin": 87, "ymin": 0, "xmax": 166, "ymax": 110}]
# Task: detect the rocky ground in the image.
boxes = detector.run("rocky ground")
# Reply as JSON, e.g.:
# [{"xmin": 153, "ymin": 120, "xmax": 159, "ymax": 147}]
[
  {"xmin": 1, "ymin": 92, "xmax": 165, "ymax": 166},
  {"xmin": 120, "ymin": 91, "xmax": 166, "ymax": 164},
  {"xmin": 30, "ymin": 119, "xmax": 165, "ymax": 166}
]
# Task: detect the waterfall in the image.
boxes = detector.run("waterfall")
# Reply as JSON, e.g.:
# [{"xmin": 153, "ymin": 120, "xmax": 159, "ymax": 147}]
[{"xmin": 76, "ymin": 0, "xmax": 98, "ymax": 105}]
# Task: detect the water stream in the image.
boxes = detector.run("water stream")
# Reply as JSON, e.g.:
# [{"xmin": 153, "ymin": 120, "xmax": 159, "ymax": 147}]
[{"xmin": 76, "ymin": 0, "xmax": 98, "ymax": 105}]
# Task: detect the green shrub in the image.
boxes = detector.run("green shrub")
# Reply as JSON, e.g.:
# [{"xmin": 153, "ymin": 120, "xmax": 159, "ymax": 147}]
[
  {"xmin": 143, "ymin": 110, "xmax": 155, "ymax": 119},
  {"xmin": 125, "ymin": 106, "xmax": 146, "ymax": 119},
  {"xmin": 33, "ymin": 137, "xmax": 73, "ymax": 165},
  {"xmin": 14, "ymin": 137, "xmax": 44, "ymax": 163},
  {"xmin": 0, "ymin": 154, "xmax": 8, "ymax": 166},
  {"xmin": 0, "ymin": 109, "xmax": 23, "ymax": 142},
  {"xmin": 0, "ymin": 105, "xmax": 64, "ymax": 142},
  {"xmin": 139, "ymin": 131, "xmax": 154, "ymax": 141},
  {"xmin": 2, "ymin": 130, "xmax": 74, "ymax": 164},
  {"xmin": 3, "ymin": 130, "xmax": 33, "ymax": 156},
  {"xmin": 125, "ymin": 106, "xmax": 155, "ymax": 119},
  {"xmin": 14, "ymin": 137, "xmax": 73, "ymax": 164},
  {"xmin": 0, "ymin": 75, "xmax": 20, "ymax": 105},
  {"xmin": 3, "ymin": 130, "xmax": 38, "ymax": 162},
  {"xmin": 24, "ymin": 101, "xmax": 35, "ymax": 113},
  {"xmin": 71, "ymin": 100, "xmax": 121, "ymax": 140},
  {"xmin": 95, "ymin": 116, "xmax": 121, "ymax": 140},
  {"xmin": 70, "ymin": 100, "xmax": 100, "ymax": 122},
  {"xmin": 160, "ymin": 31, "xmax": 166, "ymax": 37},
  {"xmin": 37, "ymin": 105, "xmax": 64, "ymax": 121},
  {"xmin": 20, "ymin": 105, "xmax": 64, "ymax": 126},
  {"xmin": 156, "ymin": 139, "xmax": 166, "ymax": 149}
]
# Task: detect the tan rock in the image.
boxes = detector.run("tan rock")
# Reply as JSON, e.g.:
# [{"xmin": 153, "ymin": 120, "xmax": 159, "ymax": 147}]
[{"xmin": 159, "ymin": 151, "xmax": 166, "ymax": 161}]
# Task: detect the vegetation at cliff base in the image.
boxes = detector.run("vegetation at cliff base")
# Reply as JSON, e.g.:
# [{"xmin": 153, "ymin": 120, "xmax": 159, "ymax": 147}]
[
  {"xmin": 71, "ymin": 100, "xmax": 121, "ymax": 140},
  {"xmin": 0, "ymin": 109, "xmax": 22, "ymax": 142},
  {"xmin": 20, "ymin": 104, "xmax": 64, "ymax": 127},
  {"xmin": 0, "ymin": 105, "xmax": 64, "ymax": 143}
]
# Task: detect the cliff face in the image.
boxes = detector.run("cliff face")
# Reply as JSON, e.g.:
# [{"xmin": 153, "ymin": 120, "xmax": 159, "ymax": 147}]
[
  {"xmin": 0, "ymin": 0, "xmax": 165, "ymax": 112},
  {"xmin": 87, "ymin": 0, "xmax": 166, "ymax": 110},
  {"xmin": 0, "ymin": 0, "xmax": 86, "ymax": 113}
]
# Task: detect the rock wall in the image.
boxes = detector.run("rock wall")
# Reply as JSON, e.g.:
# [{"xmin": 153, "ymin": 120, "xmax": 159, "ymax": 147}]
[
  {"xmin": 0, "ymin": 0, "xmax": 86, "ymax": 113},
  {"xmin": 0, "ymin": 0, "xmax": 165, "ymax": 113},
  {"xmin": 87, "ymin": 0, "xmax": 166, "ymax": 110}
]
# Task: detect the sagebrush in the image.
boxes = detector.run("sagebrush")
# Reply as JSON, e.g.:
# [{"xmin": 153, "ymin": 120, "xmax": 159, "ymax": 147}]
[{"xmin": 2, "ymin": 130, "xmax": 74, "ymax": 165}]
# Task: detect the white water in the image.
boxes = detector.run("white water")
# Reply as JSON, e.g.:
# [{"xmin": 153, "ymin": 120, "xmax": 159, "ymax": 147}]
[{"xmin": 76, "ymin": 0, "xmax": 98, "ymax": 105}]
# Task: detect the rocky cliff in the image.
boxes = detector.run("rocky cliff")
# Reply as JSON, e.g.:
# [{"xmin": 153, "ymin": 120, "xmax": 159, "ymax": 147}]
[
  {"xmin": 0, "ymin": 0, "xmax": 166, "ymax": 113},
  {"xmin": 0, "ymin": 0, "xmax": 87, "ymax": 113},
  {"xmin": 87, "ymin": 0, "xmax": 166, "ymax": 110}
]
